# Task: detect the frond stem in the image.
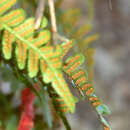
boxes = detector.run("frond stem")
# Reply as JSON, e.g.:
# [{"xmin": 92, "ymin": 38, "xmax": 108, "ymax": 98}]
[{"xmin": 48, "ymin": 0, "xmax": 57, "ymax": 33}]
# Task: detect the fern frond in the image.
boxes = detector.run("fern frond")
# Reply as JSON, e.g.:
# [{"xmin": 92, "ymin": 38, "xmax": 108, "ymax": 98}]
[
  {"xmin": 62, "ymin": 43, "xmax": 111, "ymax": 130},
  {"xmin": 0, "ymin": 0, "xmax": 76, "ymax": 113},
  {"xmin": 64, "ymin": 68, "xmax": 111, "ymax": 129},
  {"xmin": 0, "ymin": 1, "xmax": 111, "ymax": 129},
  {"xmin": 57, "ymin": 8, "xmax": 98, "ymax": 82},
  {"xmin": 59, "ymin": 8, "xmax": 81, "ymax": 33}
]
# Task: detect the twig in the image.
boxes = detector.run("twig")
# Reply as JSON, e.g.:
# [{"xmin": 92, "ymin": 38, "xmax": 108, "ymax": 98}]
[
  {"xmin": 48, "ymin": 0, "xmax": 57, "ymax": 33},
  {"xmin": 48, "ymin": 0, "xmax": 70, "ymax": 46},
  {"xmin": 34, "ymin": 0, "xmax": 45, "ymax": 30},
  {"xmin": 53, "ymin": 33, "xmax": 70, "ymax": 42}
]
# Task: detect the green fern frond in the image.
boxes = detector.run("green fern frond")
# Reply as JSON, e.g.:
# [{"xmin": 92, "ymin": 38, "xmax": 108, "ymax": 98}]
[
  {"xmin": 64, "ymin": 68, "xmax": 111, "ymax": 129},
  {"xmin": 0, "ymin": 1, "xmax": 111, "ymax": 129},
  {"xmin": 57, "ymin": 8, "xmax": 98, "ymax": 80},
  {"xmin": 61, "ymin": 42, "xmax": 111, "ymax": 130},
  {"xmin": 0, "ymin": 0, "xmax": 76, "ymax": 113},
  {"xmin": 65, "ymin": 69, "xmax": 111, "ymax": 130},
  {"xmin": 56, "ymin": 3, "xmax": 111, "ymax": 129}
]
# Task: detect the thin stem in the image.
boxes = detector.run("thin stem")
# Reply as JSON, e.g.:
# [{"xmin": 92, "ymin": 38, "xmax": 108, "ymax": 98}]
[
  {"xmin": 34, "ymin": 0, "xmax": 45, "ymax": 30},
  {"xmin": 59, "ymin": 113, "xmax": 71, "ymax": 130},
  {"xmin": 48, "ymin": 0, "xmax": 70, "ymax": 46},
  {"xmin": 53, "ymin": 33, "xmax": 70, "ymax": 43},
  {"xmin": 48, "ymin": 0, "xmax": 57, "ymax": 33}
]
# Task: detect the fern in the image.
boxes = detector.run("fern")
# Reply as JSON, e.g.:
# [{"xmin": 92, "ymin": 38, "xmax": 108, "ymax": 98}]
[
  {"xmin": 0, "ymin": 0, "xmax": 76, "ymax": 113},
  {"xmin": 57, "ymin": 8, "xmax": 98, "ymax": 81},
  {"xmin": 57, "ymin": 7, "xmax": 111, "ymax": 130},
  {"xmin": 0, "ymin": 0, "xmax": 111, "ymax": 130},
  {"xmin": 62, "ymin": 42, "xmax": 111, "ymax": 130}
]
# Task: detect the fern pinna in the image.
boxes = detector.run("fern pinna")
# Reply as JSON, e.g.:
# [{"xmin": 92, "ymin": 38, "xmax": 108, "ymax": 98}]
[{"xmin": 0, "ymin": 0, "xmax": 111, "ymax": 130}]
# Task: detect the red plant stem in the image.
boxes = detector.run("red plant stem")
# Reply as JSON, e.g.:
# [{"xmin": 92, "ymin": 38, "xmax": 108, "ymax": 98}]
[{"xmin": 18, "ymin": 84, "xmax": 39, "ymax": 130}]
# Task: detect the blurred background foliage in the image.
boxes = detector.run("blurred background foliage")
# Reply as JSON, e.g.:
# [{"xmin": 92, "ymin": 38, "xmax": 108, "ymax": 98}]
[{"xmin": 0, "ymin": 0, "xmax": 130, "ymax": 130}]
